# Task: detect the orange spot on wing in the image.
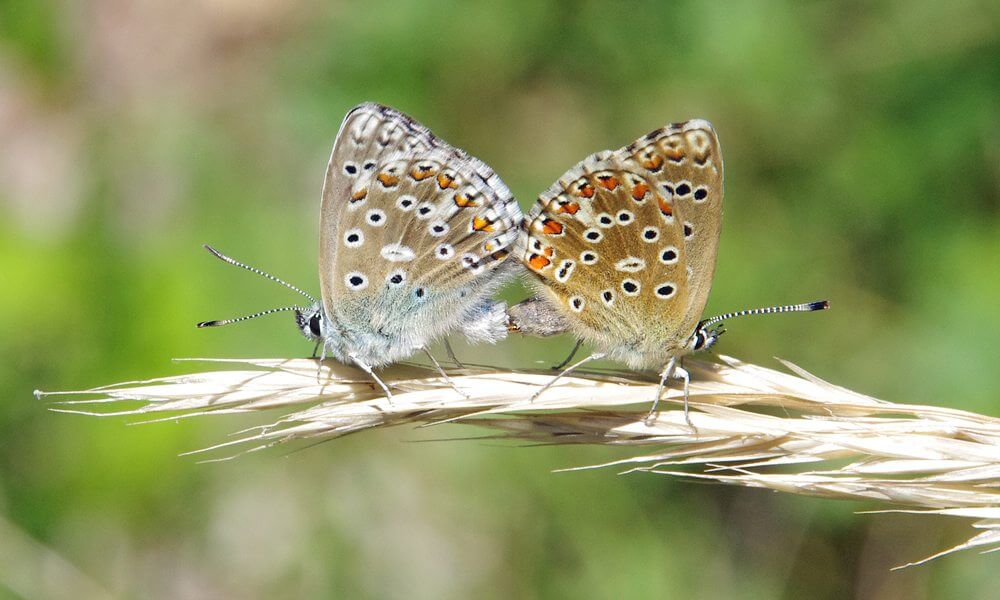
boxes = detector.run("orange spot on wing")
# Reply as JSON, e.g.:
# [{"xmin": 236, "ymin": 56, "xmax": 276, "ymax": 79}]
[
  {"xmin": 350, "ymin": 188, "xmax": 368, "ymax": 202},
  {"xmin": 556, "ymin": 202, "xmax": 580, "ymax": 215},
  {"xmin": 664, "ymin": 146, "xmax": 685, "ymax": 162},
  {"xmin": 657, "ymin": 194, "xmax": 673, "ymax": 216},
  {"xmin": 528, "ymin": 254, "xmax": 551, "ymax": 270},
  {"xmin": 542, "ymin": 246, "xmax": 554, "ymax": 257},
  {"xmin": 410, "ymin": 165, "xmax": 436, "ymax": 180},
  {"xmin": 632, "ymin": 183, "xmax": 650, "ymax": 201},
  {"xmin": 572, "ymin": 180, "xmax": 595, "ymax": 198},
  {"xmin": 454, "ymin": 193, "xmax": 476, "ymax": 208},
  {"xmin": 640, "ymin": 152, "xmax": 664, "ymax": 171},
  {"xmin": 437, "ymin": 172, "xmax": 457, "ymax": 189},
  {"xmin": 541, "ymin": 219, "xmax": 564, "ymax": 235},
  {"xmin": 472, "ymin": 216, "xmax": 494, "ymax": 232},
  {"xmin": 597, "ymin": 175, "xmax": 619, "ymax": 190},
  {"xmin": 377, "ymin": 173, "xmax": 399, "ymax": 187}
]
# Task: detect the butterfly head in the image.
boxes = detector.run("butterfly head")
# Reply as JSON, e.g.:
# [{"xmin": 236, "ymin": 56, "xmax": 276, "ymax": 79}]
[{"xmin": 294, "ymin": 303, "xmax": 325, "ymax": 341}]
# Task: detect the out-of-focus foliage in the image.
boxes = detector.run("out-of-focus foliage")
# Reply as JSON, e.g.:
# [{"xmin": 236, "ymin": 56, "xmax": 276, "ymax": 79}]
[{"xmin": 0, "ymin": 0, "xmax": 996, "ymax": 597}]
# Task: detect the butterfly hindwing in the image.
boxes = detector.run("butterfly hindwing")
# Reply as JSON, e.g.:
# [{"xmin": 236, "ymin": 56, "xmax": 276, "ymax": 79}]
[
  {"xmin": 517, "ymin": 120, "xmax": 723, "ymax": 367},
  {"xmin": 318, "ymin": 103, "xmax": 521, "ymax": 364}
]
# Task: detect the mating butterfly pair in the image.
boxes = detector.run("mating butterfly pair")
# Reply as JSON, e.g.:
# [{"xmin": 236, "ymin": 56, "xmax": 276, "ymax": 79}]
[{"xmin": 200, "ymin": 103, "xmax": 826, "ymax": 411}]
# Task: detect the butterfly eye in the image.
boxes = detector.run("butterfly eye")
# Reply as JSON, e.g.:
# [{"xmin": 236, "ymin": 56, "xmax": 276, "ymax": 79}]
[{"xmin": 308, "ymin": 313, "xmax": 322, "ymax": 336}]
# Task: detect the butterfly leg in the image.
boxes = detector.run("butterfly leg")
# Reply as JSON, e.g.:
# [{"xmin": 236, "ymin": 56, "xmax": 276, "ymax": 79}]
[
  {"xmin": 348, "ymin": 353, "xmax": 394, "ymax": 404},
  {"xmin": 423, "ymin": 347, "xmax": 470, "ymax": 399},
  {"xmin": 550, "ymin": 339, "xmax": 583, "ymax": 370},
  {"xmin": 530, "ymin": 352, "xmax": 606, "ymax": 403},
  {"xmin": 646, "ymin": 357, "xmax": 693, "ymax": 427},
  {"xmin": 315, "ymin": 342, "xmax": 329, "ymax": 383},
  {"xmin": 310, "ymin": 340, "xmax": 321, "ymax": 359},
  {"xmin": 443, "ymin": 338, "xmax": 465, "ymax": 368}
]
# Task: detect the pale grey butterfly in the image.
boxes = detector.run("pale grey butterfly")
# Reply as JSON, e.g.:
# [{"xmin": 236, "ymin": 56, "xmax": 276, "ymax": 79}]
[
  {"xmin": 199, "ymin": 103, "xmax": 523, "ymax": 397},
  {"xmin": 508, "ymin": 118, "xmax": 827, "ymax": 419}
]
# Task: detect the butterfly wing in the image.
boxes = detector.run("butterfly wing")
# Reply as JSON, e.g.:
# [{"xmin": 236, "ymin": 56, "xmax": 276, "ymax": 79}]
[
  {"xmin": 319, "ymin": 103, "xmax": 521, "ymax": 365},
  {"xmin": 517, "ymin": 120, "xmax": 723, "ymax": 368}
]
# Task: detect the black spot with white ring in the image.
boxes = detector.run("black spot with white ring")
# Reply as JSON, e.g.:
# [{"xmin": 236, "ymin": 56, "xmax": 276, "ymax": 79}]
[
  {"xmin": 684, "ymin": 222, "xmax": 694, "ymax": 239},
  {"xmin": 693, "ymin": 187, "xmax": 708, "ymax": 202},
  {"xmin": 343, "ymin": 162, "xmax": 359, "ymax": 176},
  {"xmin": 641, "ymin": 226, "xmax": 660, "ymax": 242},
  {"xmin": 365, "ymin": 208, "xmax": 387, "ymax": 226},
  {"xmin": 428, "ymin": 220, "xmax": 449, "ymax": 237},
  {"xmin": 344, "ymin": 272, "xmax": 369, "ymax": 291},
  {"xmin": 584, "ymin": 228, "xmax": 603, "ymax": 243},
  {"xmin": 386, "ymin": 269, "xmax": 406, "ymax": 287},
  {"xmin": 343, "ymin": 228, "xmax": 364, "ymax": 248},
  {"xmin": 580, "ymin": 251, "xmax": 599, "ymax": 265},
  {"xmin": 435, "ymin": 243, "xmax": 455, "ymax": 260},
  {"xmin": 601, "ymin": 289, "xmax": 615, "ymax": 306},
  {"xmin": 655, "ymin": 283, "xmax": 677, "ymax": 299},
  {"xmin": 660, "ymin": 246, "xmax": 679, "ymax": 265},
  {"xmin": 621, "ymin": 279, "xmax": 640, "ymax": 296},
  {"xmin": 396, "ymin": 195, "xmax": 416, "ymax": 211}
]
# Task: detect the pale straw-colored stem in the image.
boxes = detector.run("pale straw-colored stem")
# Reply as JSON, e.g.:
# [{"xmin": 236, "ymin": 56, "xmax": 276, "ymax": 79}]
[{"xmin": 37, "ymin": 355, "xmax": 1000, "ymax": 568}]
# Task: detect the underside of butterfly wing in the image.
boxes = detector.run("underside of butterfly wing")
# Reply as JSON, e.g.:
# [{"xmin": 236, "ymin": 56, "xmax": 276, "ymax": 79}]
[
  {"xmin": 318, "ymin": 103, "xmax": 522, "ymax": 365},
  {"xmin": 517, "ymin": 120, "xmax": 723, "ymax": 369}
]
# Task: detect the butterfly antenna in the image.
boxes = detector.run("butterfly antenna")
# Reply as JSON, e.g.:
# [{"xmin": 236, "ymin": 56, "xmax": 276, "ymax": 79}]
[
  {"xmin": 701, "ymin": 300, "xmax": 829, "ymax": 328},
  {"xmin": 197, "ymin": 306, "xmax": 306, "ymax": 328},
  {"xmin": 202, "ymin": 244, "xmax": 316, "ymax": 303}
]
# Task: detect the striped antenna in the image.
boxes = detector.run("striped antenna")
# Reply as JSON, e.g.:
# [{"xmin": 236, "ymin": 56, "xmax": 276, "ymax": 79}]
[
  {"xmin": 202, "ymin": 244, "xmax": 316, "ymax": 303},
  {"xmin": 197, "ymin": 305, "xmax": 305, "ymax": 328},
  {"xmin": 701, "ymin": 300, "xmax": 829, "ymax": 328}
]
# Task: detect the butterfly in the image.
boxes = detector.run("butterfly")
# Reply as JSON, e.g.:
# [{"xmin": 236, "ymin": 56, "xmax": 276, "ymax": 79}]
[
  {"xmin": 199, "ymin": 103, "xmax": 523, "ymax": 397},
  {"xmin": 509, "ymin": 119, "xmax": 827, "ymax": 418}
]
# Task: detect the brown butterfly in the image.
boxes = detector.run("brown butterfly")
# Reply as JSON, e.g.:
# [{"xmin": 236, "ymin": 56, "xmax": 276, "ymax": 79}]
[{"xmin": 509, "ymin": 119, "xmax": 827, "ymax": 419}]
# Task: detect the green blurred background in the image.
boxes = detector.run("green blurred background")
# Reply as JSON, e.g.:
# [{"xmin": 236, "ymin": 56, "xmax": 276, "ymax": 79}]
[{"xmin": 1, "ymin": 0, "xmax": 997, "ymax": 597}]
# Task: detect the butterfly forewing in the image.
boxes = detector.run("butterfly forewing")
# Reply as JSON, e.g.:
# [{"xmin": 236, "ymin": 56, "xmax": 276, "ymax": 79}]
[
  {"xmin": 518, "ymin": 120, "xmax": 723, "ymax": 366},
  {"xmin": 318, "ymin": 103, "xmax": 520, "ymax": 360}
]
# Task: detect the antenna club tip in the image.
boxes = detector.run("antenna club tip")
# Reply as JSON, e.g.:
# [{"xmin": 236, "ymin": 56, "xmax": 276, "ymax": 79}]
[
  {"xmin": 196, "ymin": 321, "xmax": 218, "ymax": 328},
  {"xmin": 809, "ymin": 300, "xmax": 831, "ymax": 311}
]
